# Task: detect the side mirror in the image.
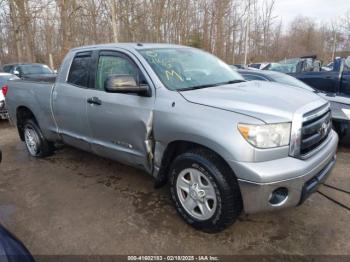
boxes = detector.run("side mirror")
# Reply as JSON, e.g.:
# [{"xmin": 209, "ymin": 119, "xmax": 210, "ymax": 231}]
[{"xmin": 105, "ymin": 75, "xmax": 150, "ymax": 96}]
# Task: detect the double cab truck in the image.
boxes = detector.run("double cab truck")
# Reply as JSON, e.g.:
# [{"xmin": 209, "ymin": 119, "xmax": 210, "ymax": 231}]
[{"xmin": 6, "ymin": 43, "xmax": 338, "ymax": 232}]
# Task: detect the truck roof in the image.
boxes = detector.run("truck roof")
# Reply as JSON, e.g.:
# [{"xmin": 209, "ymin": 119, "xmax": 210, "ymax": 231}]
[{"xmin": 71, "ymin": 43, "xmax": 190, "ymax": 52}]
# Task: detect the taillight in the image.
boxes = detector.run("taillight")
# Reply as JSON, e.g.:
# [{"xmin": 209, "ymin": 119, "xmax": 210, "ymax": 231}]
[{"xmin": 1, "ymin": 85, "xmax": 8, "ymax": 96}]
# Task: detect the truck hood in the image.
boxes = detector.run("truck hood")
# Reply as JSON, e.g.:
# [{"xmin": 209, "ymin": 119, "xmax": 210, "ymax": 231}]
[{"xmin": 180, "ymin": 81, "xmax": 325, "ymax": 123}]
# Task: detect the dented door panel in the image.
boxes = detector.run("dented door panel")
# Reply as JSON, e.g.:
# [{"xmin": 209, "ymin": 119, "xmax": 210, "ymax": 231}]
[
  {"xmin": 86, "ymin": 49, "xmax": 156, "ymax": 172},
  {"xmin": 86, "ymin": 89, "xmax": 155, "ymax": 172}
]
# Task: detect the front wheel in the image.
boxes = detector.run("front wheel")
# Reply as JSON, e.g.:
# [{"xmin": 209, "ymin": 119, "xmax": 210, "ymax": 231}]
[
  {"xmin": 23, "ymin": 119, "xmax": 54, "ymax": 158},
  {"xmin": 169, "ymin": 149, "xmax": 242, "ymax": 233}
]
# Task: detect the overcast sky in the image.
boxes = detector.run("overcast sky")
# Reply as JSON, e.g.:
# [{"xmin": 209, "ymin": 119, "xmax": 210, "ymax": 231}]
[{"xmin": 273, "ymin": 0, "xmax": 350, "ymax": 26}]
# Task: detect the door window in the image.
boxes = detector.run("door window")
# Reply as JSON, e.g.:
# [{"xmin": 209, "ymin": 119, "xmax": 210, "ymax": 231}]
[
  {"xmin": 96, "ymin": 55, "xmax": 144, "ymax": 91},
  {"xmin": 67, "ymin": 52, "xmax": 92, "ymax": 88}
]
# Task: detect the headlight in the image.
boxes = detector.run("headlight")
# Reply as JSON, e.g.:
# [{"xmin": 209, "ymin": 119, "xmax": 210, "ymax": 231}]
[{"xmin": 238, "ymin": 122, "xmax": 291, "ymax": 148}]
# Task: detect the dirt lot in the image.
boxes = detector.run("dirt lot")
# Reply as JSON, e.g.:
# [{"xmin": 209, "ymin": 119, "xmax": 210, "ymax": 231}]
[{"xmin": 0, "ymin": 120, "xmax": 349, "ymax": 255}]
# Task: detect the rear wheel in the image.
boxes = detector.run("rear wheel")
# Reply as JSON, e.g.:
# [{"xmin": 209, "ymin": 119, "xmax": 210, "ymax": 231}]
[
  {"xmin": 23, "ymin": 119, "xmax": 54, "ymax": 158},
  {"xmin": 169, "ymin": 148, "xmax": 242, "ymax": 233}
]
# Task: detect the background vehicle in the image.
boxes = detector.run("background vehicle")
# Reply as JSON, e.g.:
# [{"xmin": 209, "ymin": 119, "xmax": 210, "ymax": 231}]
[
  {"xmin": 1, "ymin": 63, "xmax": 56, "ymax": 80},
  {"xmin": 264, "ymin": 57, "xmax": 350, "ymax": 138},
  {"xmin": 285, "ymin": 57, "xmax": 349, "ymax": 94},
  {"xmin": 237, "ymin": 69, "xmax": 350, "ymax": 137},
  {"xmin": 0, "ymin": 73, "xmax": 19, "ymax": 120},
  {"xmin": 263, "ymin": 55, "xmax": 322, "ymax": 73},
  {"xmin": 238, "ymin": 69, "xmax": 315, "ymax": 92},
  {"xmin": 232, "ymin": 64, "xmax": 247, "ymax": 69},
  {"xmin": 248, "ymin": 62, "xmax": 269, "ymax": 70},
  {"xmin": 6, "ymin": 43, "xmax": 338, "ymax": 232}
]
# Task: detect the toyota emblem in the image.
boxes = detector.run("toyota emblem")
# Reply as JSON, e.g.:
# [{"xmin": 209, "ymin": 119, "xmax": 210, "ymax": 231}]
[{"xmin": 319, "ymin": 122, "xmax": 328, "ymax": 137}]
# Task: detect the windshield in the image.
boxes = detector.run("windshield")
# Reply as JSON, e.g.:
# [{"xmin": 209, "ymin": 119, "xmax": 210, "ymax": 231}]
[
  {"xmin": 21, "ymin": 64, "xmax": 53, "ymax": 75},
  {"xmin": 139, "ymin": 48, "xmax": 244, "ymax": 91},
  {"xmin": 271, "ymin": 73, "xmax": 315, "ymax": 92}
]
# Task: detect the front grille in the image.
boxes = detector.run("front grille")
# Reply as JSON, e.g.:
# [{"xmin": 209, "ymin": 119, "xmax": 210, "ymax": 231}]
[{"xmin": 300, "ymin": 105, "xmax": 331, "ymax": 156}]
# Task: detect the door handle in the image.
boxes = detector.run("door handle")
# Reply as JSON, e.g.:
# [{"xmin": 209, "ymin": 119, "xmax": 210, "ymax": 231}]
[{"xmin": 87, "ymin": 97, "xmax": 102, "ymax": 105}]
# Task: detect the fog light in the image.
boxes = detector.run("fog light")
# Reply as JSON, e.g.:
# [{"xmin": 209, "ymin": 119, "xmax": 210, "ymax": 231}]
[{"xmin": 269, "ymin": 187, "xmax": 288, "ymax": 206}]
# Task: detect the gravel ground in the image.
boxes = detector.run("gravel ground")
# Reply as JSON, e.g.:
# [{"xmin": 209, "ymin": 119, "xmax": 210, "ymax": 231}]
[{"xmin": 0, "ymin": 120, "xmax": 349, "ymax": 255}]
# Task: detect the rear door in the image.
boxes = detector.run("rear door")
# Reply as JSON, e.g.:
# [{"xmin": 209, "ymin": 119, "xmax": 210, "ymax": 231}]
[
  {"xmin": 86, "ymin": 50, "xmax": 155, "ymax": 171},
  {"xmin": 52, "ymin": 51, "xmax": 93, "ymax": 151}
]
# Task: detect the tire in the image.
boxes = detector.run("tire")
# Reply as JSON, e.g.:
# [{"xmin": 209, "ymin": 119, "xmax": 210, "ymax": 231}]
[
  {"xmin": 23, "ymin": 119, "xmax": 54, "ymax": 158},
  {"xmin": 169, "ymin": 148, "xmax": 243, "ymax": 233}
]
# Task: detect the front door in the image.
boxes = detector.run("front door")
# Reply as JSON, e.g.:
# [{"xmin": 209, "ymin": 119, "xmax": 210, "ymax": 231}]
[{"xmin": 86, "ymin": 50, "xmax": 155, "ymax": 172}]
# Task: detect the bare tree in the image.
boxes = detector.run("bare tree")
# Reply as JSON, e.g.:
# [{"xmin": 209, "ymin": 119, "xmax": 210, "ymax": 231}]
[
  {"xmin": 0, "ymin": 0, "xmax": 349, "ymax": 67},
  {"xmin": 108, "ymin": 0, "xmax": 118, "ymax": 43}
]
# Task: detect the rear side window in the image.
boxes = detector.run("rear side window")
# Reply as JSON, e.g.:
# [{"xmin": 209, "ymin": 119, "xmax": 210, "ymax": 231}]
[
  {"xmin": 2, "ymin": 65, "xmax": 12, "ymax": 73},
  {"xmin": 67, "ymin": 52, "xmax": 92, "ymax": 87}
]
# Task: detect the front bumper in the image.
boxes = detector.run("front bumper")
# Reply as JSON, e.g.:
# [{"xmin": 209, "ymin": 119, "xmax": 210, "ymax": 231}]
[{"xmin": 231, "ymin": 130, "xmax": 338, "ymax": 214}]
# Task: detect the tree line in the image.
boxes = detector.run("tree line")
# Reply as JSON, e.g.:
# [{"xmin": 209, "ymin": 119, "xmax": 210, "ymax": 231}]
[{"xmin": 0, "ymin": 0, "xmax": 349, "ymax": 69}]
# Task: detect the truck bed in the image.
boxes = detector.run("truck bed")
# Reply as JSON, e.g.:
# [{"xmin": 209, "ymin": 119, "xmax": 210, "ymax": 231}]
[{"xmin": 6, "ymin": 79, "xmax": 58, "ymax": 140}]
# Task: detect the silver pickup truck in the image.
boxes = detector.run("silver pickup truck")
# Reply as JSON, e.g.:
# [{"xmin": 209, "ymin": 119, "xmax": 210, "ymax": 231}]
[{"xmin": 6, "ymin": 43, "xmax": 338, "ymax": 232}]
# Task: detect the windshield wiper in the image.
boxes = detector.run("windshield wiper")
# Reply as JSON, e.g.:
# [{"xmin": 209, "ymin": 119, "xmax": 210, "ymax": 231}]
[
  {"xmin": 178, "ymin": 79, "xmax": 246, "ymax": 91},
  {"xmin": 223, "ymin": 79, "xmax": 246, "ymax": 84},
  {"xmin": 177, "ymin": 83, "xmax": 219, "ymax": 91}
]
